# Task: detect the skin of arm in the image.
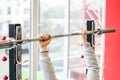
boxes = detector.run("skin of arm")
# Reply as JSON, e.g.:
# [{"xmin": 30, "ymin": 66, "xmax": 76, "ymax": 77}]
[{"xmin": 38, "ymin": 33, "xmax": 57, "ymax": 80}]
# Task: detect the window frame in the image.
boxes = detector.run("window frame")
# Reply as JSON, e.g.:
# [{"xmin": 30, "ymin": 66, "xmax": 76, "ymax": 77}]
[{"xmin": 31, "ymin": 0, "xmax": 106, "ymax": 80}]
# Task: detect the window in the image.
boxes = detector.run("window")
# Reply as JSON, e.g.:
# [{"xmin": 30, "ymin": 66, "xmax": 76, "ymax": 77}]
[
  {"xmin": 24, "ymin": 0, "xmax": 28, "ymax": 2},
  {"xmin": 0, "ymin": 0, "xmax": 105, "ymax": 80},
  {"xmin": 0, "ymin": 9, "xmax": 2, "ymax": 15},
  {"xmin": 7, "ymin": 7, "xmax": 11, "ymax": 15},
  {"xmin": 24, "ymin": 8, "xmax": 30, "ymax": 14},
  {"xmin": 38, "ymin": 0, "xmax": 67, "ymax": 79},
  {"xmin": 0, "ymin": 23, "xmax": 2, "ymax": 30},
  {"xmin": 0, "ymin": 0, "xmax": 31, "ymax": 80},
  {"xmin": 38, "ymin": 0, "xmax": 104, "ymax": 80}
]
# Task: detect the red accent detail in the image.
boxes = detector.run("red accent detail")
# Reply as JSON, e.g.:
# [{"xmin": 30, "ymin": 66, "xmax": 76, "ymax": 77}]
[
  {"xmin": 2, "ymin": 56, "xmax": 7, "ymax": 62},
  {"xmin": 80, "ymin": 44, "xmax": 83, "ymax": 46},
  {"xmin": 105, "ymin": 0, "xmax": 120, "ymax": 80},
  {"xmin": 1, "ymin": 36, "xmax": 6, "ymax": 40},
  {"xmin": 3, "ymin": 75, "xmax": 8, "ymax": 80},
  {"xmin": 81, "ymin": 55, "xmax": 84, "ymax": 58},
  {"xmin": 81, "ymin": 28, "xmax": 83, "ymax": 30}
]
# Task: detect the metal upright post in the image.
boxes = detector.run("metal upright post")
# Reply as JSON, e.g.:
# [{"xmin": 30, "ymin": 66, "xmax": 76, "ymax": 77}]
[
  {"xmin": 86, "ymin": 20, "xmax": 95, "ymax": 48},
  {"xmin": 86, "ymin": 20, "xmax": 95, "ymax": 75},
  {"xmin": 9, "ymin": 24, "xmax": 22, "ymax": 80}
]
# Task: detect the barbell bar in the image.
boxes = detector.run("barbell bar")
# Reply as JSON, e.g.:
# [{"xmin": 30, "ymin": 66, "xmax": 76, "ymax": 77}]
[{"xmin": 0, "ymin": 28, "xmax": 116, "ymax": 49}]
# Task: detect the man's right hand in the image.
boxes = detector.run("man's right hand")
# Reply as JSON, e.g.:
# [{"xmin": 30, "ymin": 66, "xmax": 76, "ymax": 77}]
[{"xmin": 38, "ymin": 33, "xmax": 52, "ymax": 52}]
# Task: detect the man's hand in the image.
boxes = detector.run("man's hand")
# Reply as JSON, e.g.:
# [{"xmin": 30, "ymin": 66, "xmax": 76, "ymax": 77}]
[
  {"xmin": 81, "ymin": 30, "xmax": 88, "ymax": 44},
  {"xmin": 38, "ymin": 33, "xmax": 52, "ymax": 52}
]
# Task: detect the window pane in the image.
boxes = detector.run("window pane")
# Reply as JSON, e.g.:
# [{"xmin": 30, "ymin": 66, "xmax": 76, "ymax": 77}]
[
  {"xmin": 0, "ymin": 0, "xmax": 31, "ymax": 80},
  {"xmin": 38, "ymin": 0, "xmax": 67, "ymax": 79},
  {"xmin": 38, "ymin": 0, "xmax": 104, "ymax": 80},
  {"xmin": 69, "ymin": 0, "xmax": 103, "ymax": 80},
  {"xmin": 69, "ymin": 0, "xmax": 86, "ymax": 80}
]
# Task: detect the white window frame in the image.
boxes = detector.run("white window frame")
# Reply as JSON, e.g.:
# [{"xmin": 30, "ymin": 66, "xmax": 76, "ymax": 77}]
[
  {"xmin": 30, "ymin": 0, "xmax": 38, "ymax": 80},
  {"xmin": 100, "ymin": 0, "xmax": 106, "ymax": 80}
]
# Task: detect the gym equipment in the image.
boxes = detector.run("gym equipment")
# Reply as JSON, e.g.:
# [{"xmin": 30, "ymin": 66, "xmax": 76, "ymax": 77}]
[
  {"xmin": 9, "ymin": 24, "xmax": 22, "ymax": 80},
  {"xmin": 0, "ymin": 23, "xmax": 116, "ymax": 80},
  {"xmin": 0, "ymin": 28, "xmax": 115, "ymax": 49}
]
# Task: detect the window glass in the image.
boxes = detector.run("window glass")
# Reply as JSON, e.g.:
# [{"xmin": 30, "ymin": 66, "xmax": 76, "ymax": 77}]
[
  {"xmin": 0, "ymin": 0, "xmax": 31, "ymax": 80},
  {"xmin": 38, "ymin": 0, "xmax": 104, "ymax": 80},
  {"xmin": 69, "ymin": 0, "xmax": 86, "ymax": 79},
  {"xmin": 69, "ymin": 0, "xmax": 103, "ymax": 80},
  {"xmin": 38, "ymin": 0, "xmax": 67, "ymax": 79}
]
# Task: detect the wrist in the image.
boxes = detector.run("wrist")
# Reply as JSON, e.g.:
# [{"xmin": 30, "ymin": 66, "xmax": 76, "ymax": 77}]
[
  {"xmin": 40, "ymin": 46, "xmax": 48, "ymax": 52},
  {"xmin": 83, "ymin": 40, "xmax": 88, "ymax": 44}
]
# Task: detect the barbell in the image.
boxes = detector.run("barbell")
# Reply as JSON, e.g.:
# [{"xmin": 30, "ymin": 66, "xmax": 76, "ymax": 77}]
[{"xmin": 0, "ymin": 28, "xmax": 116, "ymax": 49}]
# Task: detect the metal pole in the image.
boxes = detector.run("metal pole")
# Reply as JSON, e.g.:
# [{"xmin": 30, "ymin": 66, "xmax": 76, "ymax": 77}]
[
  {"xmin": 9, "ymin": 24, "xmax": 22, "ymax": 80},
  {"xmin": 0, "ymin": 28, "xmax": 116, "ymax": 49}
]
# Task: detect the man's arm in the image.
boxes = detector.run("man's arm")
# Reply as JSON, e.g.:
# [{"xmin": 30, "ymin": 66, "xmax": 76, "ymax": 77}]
[
  {"xmin": 38, "ymin": 33, "xmax": 57, "ymax": 80},
  {"xmin": 83, "ymin": 43, "xmax": 99, "ymax": 80},
  {"xmin": 81, "ymin": 30, "xmax": 99, "ymax": 80},
  {"xmin": 39, "ymin": 51, "xmax": 57, "ymax": 80}
]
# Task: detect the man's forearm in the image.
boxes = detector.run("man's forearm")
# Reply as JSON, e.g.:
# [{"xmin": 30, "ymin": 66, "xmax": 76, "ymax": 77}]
[
  {"xmin": 40, "ymin": 51, "xmax": 57, "ymax": 80},
  {"xmin": 83, "ymin": 43, "xmax": 99, "ymax": 80}
]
